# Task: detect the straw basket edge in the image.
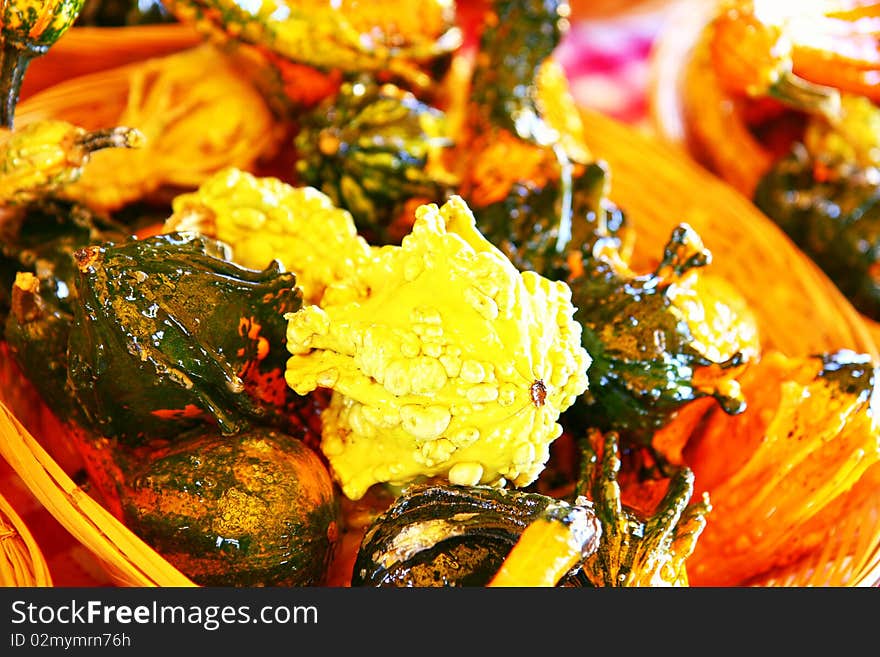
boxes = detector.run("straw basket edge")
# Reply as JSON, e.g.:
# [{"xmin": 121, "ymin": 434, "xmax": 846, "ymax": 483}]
[
  {"xmin": 0, "ymin": 401, "xmax": 195, "ymax": 588},
  {"xmin": 0, "ymin": 488, "xmax": 52, "ymax": 587}
]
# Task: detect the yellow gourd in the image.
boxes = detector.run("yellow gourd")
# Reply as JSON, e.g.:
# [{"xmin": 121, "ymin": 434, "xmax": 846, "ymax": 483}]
[
  {"xmin": 0, "ymin": 118, "xmax": 143, "ymax": 204},
  {"xmin": 284, "ymin": 195, "xmax": 592, "ymax": 500},
  {"xmin": 62, "ymin": 45, "xmax": 283, "ymax": 212},
  {"xmin": 165, "ymin": 167, "xmax": 372, "ymax": 306}
]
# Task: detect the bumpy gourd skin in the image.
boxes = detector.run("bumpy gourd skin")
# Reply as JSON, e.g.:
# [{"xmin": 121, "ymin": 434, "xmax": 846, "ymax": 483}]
[
  {"xmin": 284, "ymin": 195, "xmax": 591, "ymax": 500},
  {"xmin": 0, "ymin": 120, "xmax": 143, "ymax": 204},
  {"xmin": 567, "ymin": 224, "xmax": 753, "ymax": 447},
  {"xmin": 165, "ymin": 167, "xmax": 373, "ymax": 307},
  {"xmin": 294, "ymin": 78, "xmax": 455, "ymax": 245}
]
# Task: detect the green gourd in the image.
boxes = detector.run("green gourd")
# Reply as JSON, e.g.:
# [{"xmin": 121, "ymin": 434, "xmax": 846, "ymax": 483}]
[
  {"xmin": 118, "ymin": 426, "xmax": 340, "ymax": 587},
  {"xmin": 295, "ymin": 77, "xmax": 453, "ymax": 244},
  {"xmin": 66, "ymin": 231, "xmax": 310, "ymax": 446},
  {"xmin": 0, "ymin": 0, "xmax": 86, "ymax": 127}
]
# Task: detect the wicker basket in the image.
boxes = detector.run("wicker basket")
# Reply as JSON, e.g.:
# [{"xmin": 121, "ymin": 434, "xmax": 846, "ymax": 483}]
[
  {"xmin": 0, "ymin": 489, "xmax": 52, "ymax": 587},
  {"xmin": 0, "ymin": 22, "xmax": 877, "ymax": 588}
]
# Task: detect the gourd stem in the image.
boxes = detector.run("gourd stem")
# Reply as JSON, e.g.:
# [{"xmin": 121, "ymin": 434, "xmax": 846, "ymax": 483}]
[
  {"xmin": 76, "ymin": 126, "xmax": 146, "ymax": 153},
  {"xmin": 553, "ymin": 143, "xmax": 573, "ymax": 254},
  {"xmin": 0, "ymin": 42, "xmax": 35, "ymax": 130},
  {"xmin": 769, "ymin": 71, "xmax": 842, "ymax": 123}
]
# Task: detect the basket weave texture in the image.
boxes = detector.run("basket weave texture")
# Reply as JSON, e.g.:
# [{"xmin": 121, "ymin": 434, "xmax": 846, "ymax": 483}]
[{"xmin": 0, "ymin": 489, "xmax": 52, "ymax": 587}]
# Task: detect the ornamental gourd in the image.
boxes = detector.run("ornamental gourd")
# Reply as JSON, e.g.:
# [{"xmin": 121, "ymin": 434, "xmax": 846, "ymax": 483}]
[
  {"xmin": 473, "ymin": 160, "xmax": 631, "ymax": 281},
  {"xmin": 160, "ymin": 0, "xmax": 461, "ymax": 111},
  {"xmin": 353, "ymin": 427, "xmax": 710, "ymax": 588},
  {"xmin": 487, "ymin": 428, "xmax": 711, "ymax": 587},
  {"xmin": 351, "ymin": 483, "xmax": 601, "ymax": 587},
  {"xmin": 117, "ymin": 425, "xmax": 340, "ymax": 587},
  {"xmin": 284, "ymin": 195, "xmax": 591, "ymax": 500},
  {"xmin": 165, "ymin": 167, "xmax": 373, "ymax": 307},
  {"xmin": 456, "ymin": 0, "xmax": 593, "ymax": 252},
  {"xmin": 294, "ymin": 78, "xmax": 454, "ymax": 245},
  {"xmin": 2, "ymin": 196, "xmax": 130, "ymax": 427},
  {"xmin": 0, "ymin": 0, "xmax": 87, "ymax": 127},
  {"xmin": 66, "ymin": 231, "xmax": 310, "ymax": 446},
  {"xmin": 566, "ymin": 224, "xmax": 758, "ymax": 448},
  {"xmin": 58, "ymin": 45, "xmax": 282, "ymax": 214},
  {"xmin": 0, "ymin": 119, "xmax": 143, "ymax": 204}
]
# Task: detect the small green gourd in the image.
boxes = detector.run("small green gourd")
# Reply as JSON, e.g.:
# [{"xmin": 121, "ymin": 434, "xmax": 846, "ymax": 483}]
[
  {"xmin": 0, "ymin": 0, "xmax": 86, "ymax": 127},
  {"xmin": 118, "ymin": 426, "xmax": 340, "ymax": 587},
  {"xmin": 66, "ymin": 231, "xmax": 309, "ymax": 446}
]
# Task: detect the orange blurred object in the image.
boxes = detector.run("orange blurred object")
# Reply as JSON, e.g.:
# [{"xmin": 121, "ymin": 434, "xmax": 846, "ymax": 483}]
[
  {"xmin": 18, "ymin": 24, "xmax": 203, "ymax": 104},
  {"xmin": 683, "ymin": 351, "xmax": 880, "ymax": 586}
]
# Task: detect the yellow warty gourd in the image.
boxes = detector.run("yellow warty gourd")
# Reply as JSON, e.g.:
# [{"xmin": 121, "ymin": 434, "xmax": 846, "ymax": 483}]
[
  {"xmin": 0, "ymin": 119, "xmax": 143, "ymax": 204},
  {"xmin": 284, "ymin": 195, "xmax": 592, "ymax": 500},
  {"xmin": 166, "ymin": 167, "xmax": 372, "ymax": 306}
]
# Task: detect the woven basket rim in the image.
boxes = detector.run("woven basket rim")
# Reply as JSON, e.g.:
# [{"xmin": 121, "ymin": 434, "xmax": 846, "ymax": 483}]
[
  {"xmin": 0, "ymin": 488, "xmax": 53, "ymax": 587},
  {"xmin": 0, "ymin": 402, "xmax": 195, "ymax": 587}
]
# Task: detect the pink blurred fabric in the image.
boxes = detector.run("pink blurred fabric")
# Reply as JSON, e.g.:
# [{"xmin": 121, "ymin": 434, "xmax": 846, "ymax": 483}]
[{"xmin": 558, "ymin": 12, "xmax": 663, "ymax": 127}]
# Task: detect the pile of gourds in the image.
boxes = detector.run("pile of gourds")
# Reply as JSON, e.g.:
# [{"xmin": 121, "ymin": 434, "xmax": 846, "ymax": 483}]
[{"xmin": 0, "ymin": 0, "xmax": 876, "ymax": 588}]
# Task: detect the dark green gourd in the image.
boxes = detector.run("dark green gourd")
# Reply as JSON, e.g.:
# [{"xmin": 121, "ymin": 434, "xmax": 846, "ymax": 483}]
[
  {"xmin": 351, "ymin": 483, "xmax": 598, "ymax": 587},
  {"xmin": 66, "ymin": 231, "xmax": 307, "ymax": 445},
  {"xmin": 118, "ymin": 426, "xmax": 340, "ymax": 587},
  {"xmin": 295, "ymin": 77, "xmax": 453, "ymax": 245},
  {"xmin": 567, "ymin": 225, "xmax": 748, "ymax": 446}
]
